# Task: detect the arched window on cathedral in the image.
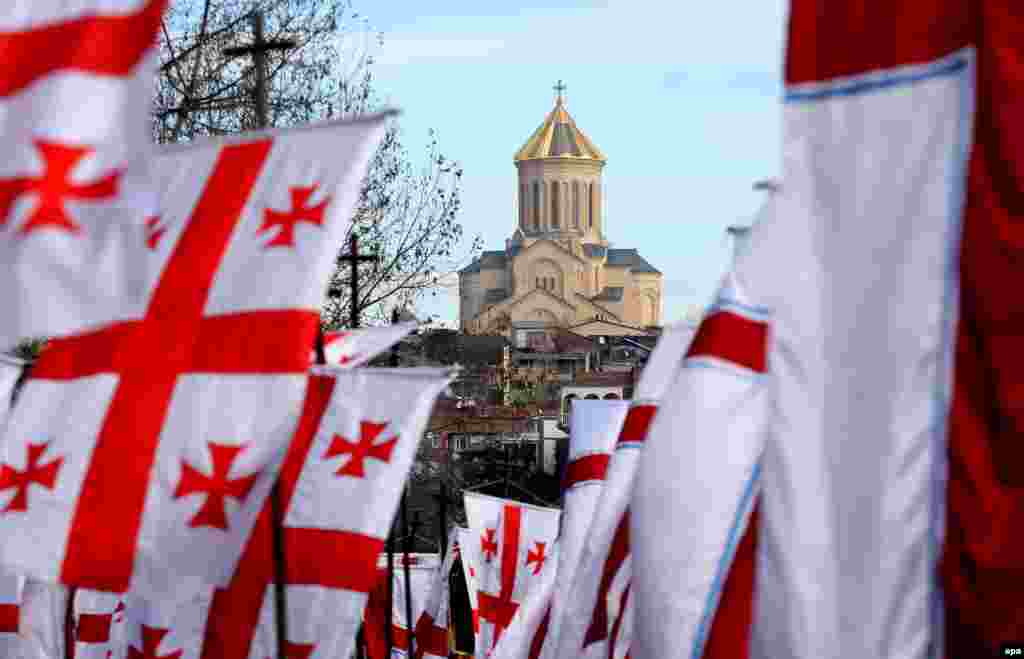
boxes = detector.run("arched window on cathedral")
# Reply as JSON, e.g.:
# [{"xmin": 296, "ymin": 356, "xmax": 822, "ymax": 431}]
[
  {"xmin": 588, "ymin": 182, "xmax": 594, "ymax": 228},
  {"xmin": 536, "ymin": 277, "xmax": 541, "ymax": 289},
  {"xmin": 573, "ymin": 181, "xmax": 580, "ymax": 227},
  {"xmin": 532, "ymin": 181, "xmax": 540, "ymax": 230},
  {"xmin": 551, "ymin": 181, "xmax": 560, "ymax": 228}
]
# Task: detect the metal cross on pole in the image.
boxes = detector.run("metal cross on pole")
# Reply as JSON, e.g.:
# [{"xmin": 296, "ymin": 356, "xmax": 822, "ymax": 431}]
[
  {"xmin": 222, "ymin": 11, "xmax": 296, "ymax": 129},
  {"xmin": 337, "ymin": 234, "xmax": 381, "ymax": 329}
]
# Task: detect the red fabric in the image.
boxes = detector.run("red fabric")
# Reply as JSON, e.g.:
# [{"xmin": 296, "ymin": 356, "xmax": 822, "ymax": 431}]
[
  {"xmin": 563, "ymin": 454, "xmax": 610, "ymax": 490},
  {"xmin": 686, "ymin": 311, "xmax": 768, "ymax": 374},
  {"xmin": 527, "ymin": 603, "xmax": 551, "ymax": 659},
  {"xmin": 362, "ymin": 570, "xmax": 389, "ymax": 659},
  {"xmin": 945, "ymin": 0, "xmax": 1024, "ymax": 653},
  {"xmin": 478, "ymin": 504, "xmax": 523, "ymax": 650},
  {"xmin": 76, "ymin": 612, "xmax": 113, "ymax": 643},
  {"xmin": 582, "ymin": 511, "xmax": 630, "ymax": 648},
  {"xmin": 784, "ymin": 1, "xmax": 972, "ymax": 85},
  {"xmin": 36, "ymin": 140, "xmax": 294, "ymax": 592},
  {"xmin": 0, "ymin": 604, "xmax": 17, "ymax": 633},
  {"xmin": 413, "ymin": 612, "xmax": 449, "ymax": 658},
  {"xmin": 0, "ymin": 0, "xmax": 167, "ymax": 98},
  {"xmin": 616, "ymin": 405, "xmax": 657, "ymax": 445},
  {"xmin": 702, "ymin": 505, "xmax": 759, "ymax": 659}
]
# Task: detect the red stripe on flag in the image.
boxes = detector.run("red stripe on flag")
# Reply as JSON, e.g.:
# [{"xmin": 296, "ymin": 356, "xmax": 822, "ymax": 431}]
[
  {"xmin": 0, "ymin": 604, "xmax": 17, "ymax": 633},
  {"xmin": 616, "ymin": 405, "xmax": 657, "ymax": 446},
  {"xmin": 500, "ymin": 505, "xmax": 521, "ymax": 602},
  {"xmin": 0, "ymin": 0, "xmax": 167, "ymax": 97},
  {"xmin": 284, "ymin": 528, "xmax": 383, "ymax": 592},
  {"xmin": 608, "ymin": 582, "xmax": 631, "ymax": 659},
  {"xmin": 686, "ymin": 310, "xmax": 767, "ymax": 374},
  {"xmin": 583, "ymin": 510, "xmax": 630, "ymax": 647},
  {"xmin": 58, "ymin": 140, "xmax": 273, "ymax": 592},
  {"xmin": 76, "ymin": 612, "xmax": 113, "ymax": 643},
  {"xmin": 201, "ymin": 376, "xmax": 335, "ymax": 659},
  {"xmin": 702, "ymin": 504, "xmax": 759, "ymax": 659},
  {"xmin": 563, "ymin": 454, "xmax": 610, "ymax": 489},
  {"xmin": 528, "ymin": 603, "xmax": 551, "ymax": 659},
  {"xmin": 784, "ymin": 2, "xmax": 973, "ymax": 85}
]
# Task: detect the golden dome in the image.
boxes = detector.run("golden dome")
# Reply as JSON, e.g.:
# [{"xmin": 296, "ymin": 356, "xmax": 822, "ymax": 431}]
[{"xmin": 514, "ymin": 86, "xmax": 606, "ymax": 163}]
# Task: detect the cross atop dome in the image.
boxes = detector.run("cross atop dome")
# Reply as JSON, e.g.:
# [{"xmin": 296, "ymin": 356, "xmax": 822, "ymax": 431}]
[
  {"xmin": 513, "ymin": 84, "xmax": 605, "ymax": 162},
  {"xmin": 554, "ymin": 79, "xmax": 567, "ymax": 104}
]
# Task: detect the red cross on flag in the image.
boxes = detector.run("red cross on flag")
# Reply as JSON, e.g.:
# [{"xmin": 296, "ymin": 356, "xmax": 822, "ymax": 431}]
[
  {"xmin": 0, "ymin": 0, "xmax": 167, "ymax": 351},
  {"xmin": 463, "ymin": 492, "xmax": 561, "ymax": 655},
  {"xmin": 196, "ymin": 367, "xmax": 454, "ymax": 659},
  {"xmin": 309, "ymin": 323, "xmax": 418, "ymax": 368},
  {"xmin": 631, "ymin": 268, "xmax": 769, "ymax": 659},
  {"xmin": 0, "ymin": 114, "xmax": 392, "ymax": 597},
  {"xmin": 363, "ymin": 552, "xmax": 440, "ymax": 658},
  {"xmin": 74, "ymin": 589, "xmax": 128, "ymax": 659},
  {"xmin": 412, "ymin": 528, "xmax": 460, "ymax": 659},
  {"xmin": 487, "ymin": 538, "xmax": 560, "ymax": 659},
  {"xmin": 553, "ymin": 321, "xmax": 695, "ymax": 659},
  {"xmin": 527, "ymin": 399, "xmax": 629, "ymax": 659}
]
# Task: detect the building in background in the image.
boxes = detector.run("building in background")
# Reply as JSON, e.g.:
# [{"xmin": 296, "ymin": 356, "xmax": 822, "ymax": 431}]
[{"xmin": 459, "ymin": 85, "xmax": 664, "ymax": 337}]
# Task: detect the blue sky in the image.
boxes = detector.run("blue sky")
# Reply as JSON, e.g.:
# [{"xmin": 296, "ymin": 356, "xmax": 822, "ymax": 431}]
[{"xmin": 356, "ymin": 1, "xmax": 788, "ymax": 327}]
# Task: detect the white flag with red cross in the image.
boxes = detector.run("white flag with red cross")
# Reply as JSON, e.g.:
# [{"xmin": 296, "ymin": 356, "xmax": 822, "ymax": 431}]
[
  {"xmin": 527, "ymin": 399, "xmax": 629, "ymax": 659},
  {"xmin": 413, "ymin": 529, "xmax": 460, "ymax": 659},
  {"xmin": 0, "ymin": 114, "xmax": 392, "ymax": 597},
  {"xmin": 463, "ymin": 492, "xmax": 561, "ymax": 657},
  {"xmin": 454, "ymin": 527, "xmax": 481, "ymax": 649},
  {"xmin": 196, "ymin": 367, "xmax": 454, "ymax": 659},
  {"xmin": 311, "ymin": 324, "xmax": 417, "ymax": 367},
  {"xmin": 73, "ymin": 589, "xmax": 128, "ymax": 659},
  {"xmin": 630, "ymin": 270, "xmax": 770, "ymax": 659},
  {"xmin": 554, "ymin": 321, "xmax": 695, "ymax": 659},
  {"xmin": 0, "ymin": 0, "xmax": 166, "ymax": 351}
]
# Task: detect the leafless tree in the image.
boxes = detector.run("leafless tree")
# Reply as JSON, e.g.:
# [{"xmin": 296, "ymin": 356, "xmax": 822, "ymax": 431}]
[{"xmin": 156, "ymin": 0, "xmax": 481, "ymax": 324}]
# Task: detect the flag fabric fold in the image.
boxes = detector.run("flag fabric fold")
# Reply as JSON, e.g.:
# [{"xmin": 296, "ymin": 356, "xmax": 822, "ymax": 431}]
[
  {"xmin": 74, "ymin": 589, "xmax": 127, "ymax": 659},
  {"xmin": 455, "ymin": 526, "xmax": 481, "ymax": 654},
  {"xmin": 554, "ymin": 321, "xmax": 695, "ymax": 659},
  {"xmin": 0, "ymin": 355, "xmax": 24, "ymax": 425},
  {"xmin": 0, "ymin": 115, "xmax": 392, "ymax": 597},
  {"xmin": 414, "ymin": 528, "xmax": 460, "ymax": 659},
  {"xmin": 0, "ymin": 0, "xmax": 166, "ymax": 351},
  {"xmin": 530, "ymin": 399, "xmax": 629, "ymax": 659},
  {"xmin": 312, "ymin": 323, "xmax": 418, "ymax": 367},
  {"xmin": 364, "ymin": 552, "xmax": 441, "ymax": 659}
]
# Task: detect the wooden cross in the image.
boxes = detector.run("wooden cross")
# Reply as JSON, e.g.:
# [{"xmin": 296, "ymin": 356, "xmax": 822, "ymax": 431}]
[
  {"xmin": 222, "ymin": 11, "xmax": 296, "ymax": 128},
  {"xmin": 338, "ymin": 234, "xmax": 381, "ymax": 329}
]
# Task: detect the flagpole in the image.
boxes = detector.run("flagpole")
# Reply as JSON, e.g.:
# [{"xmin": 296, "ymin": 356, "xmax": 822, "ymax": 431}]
[
  {"xmin": 63, "ymin": 586, "xmax": 75, "ymax": 659},
  {"xmin": 401, "ymin": 490, "xmax": 416, "ymax": 657}
]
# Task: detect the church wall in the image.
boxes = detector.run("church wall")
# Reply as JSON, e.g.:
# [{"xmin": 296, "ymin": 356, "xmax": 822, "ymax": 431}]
[
  {"xmin": 459, "ymin": 272, "xmax": 482, "ymax": 329},
  {"xmin": 516, "ymin": 160, "xmax": 603, "ymax": 236}
]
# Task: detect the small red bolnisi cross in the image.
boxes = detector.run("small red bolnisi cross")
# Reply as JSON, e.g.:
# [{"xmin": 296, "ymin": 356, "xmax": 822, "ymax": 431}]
[{"xmin": 324, "ymin": 421, "xmax": 399, "ymax": 479}]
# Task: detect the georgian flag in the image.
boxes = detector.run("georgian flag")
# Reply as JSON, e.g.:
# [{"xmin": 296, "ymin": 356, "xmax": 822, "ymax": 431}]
[
  {"xmin": 311, "ymin": 324, "xmax": 417, "ymax": 367},
  {"xmin": 488, "ymin": 540, "xmax": 560, "ymax": 659},
  {"xmin": 413, "ymin": 529, "xmax": 460, "ymax": 659},
  {"xmin": 528, "ymin": 399, "xmax": 629, "ymax": 659},
  {"xmin": 554, "ymin": 321, "xmax": 695, "ymax": 659},
  {"xmin": 363, "ymin": 553, "xmax": 441, "ymax": 658},
  {"xmin": 120, "ymin": 589, "xmax": 213, "ymax": 659},
  {"xmin": 20, "ymin": 579, "xmax": 68, "ymax": 659},
  {"xmin": 631, "ymin": 269, "xmax": 769, "ymax": 659},
  {"xmin": 197, "ymin": 367, "xmax": 454, "ymax": 659},
  {"xmin": 0, "ymin": 1, "xmax": 166, "ymax": 351},
  {"xmin": 0, "ymin": 115, "xmax": 392, "ymax": 597},
  {"xmin": 463, "ymin": 492, "xmax": 561, "ymax": 656}
]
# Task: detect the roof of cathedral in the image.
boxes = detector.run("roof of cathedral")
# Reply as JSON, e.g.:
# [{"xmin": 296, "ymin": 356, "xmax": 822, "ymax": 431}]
[
  {"xmin": 606, "ymin": 248, "xmax": 661, "ymax": 274},
  {"xmin": 583, "ymin": 244, "xmax": 607, "ymax": 258},
  {"xmin": 514, "ymin": 94, "xmax": 606, "ymax": 163},
  {"xmin": 484, "ymin": 288, "xmax": 509, "ymax": 304},
  {"xmin": 460, "ymin": 250, "xmax": 507, "ymax": 274}
]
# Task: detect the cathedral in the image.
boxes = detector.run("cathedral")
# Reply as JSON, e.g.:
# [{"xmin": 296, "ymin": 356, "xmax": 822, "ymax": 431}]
[{"xmin": 459, "ymin": 86, "xmax": 663, "ymax": 337}]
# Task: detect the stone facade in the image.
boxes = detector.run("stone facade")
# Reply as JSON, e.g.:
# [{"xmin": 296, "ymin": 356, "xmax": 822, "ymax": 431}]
[{"xmin": 459, "ymin": 91, "xmax": 663, "ymax": 337}]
